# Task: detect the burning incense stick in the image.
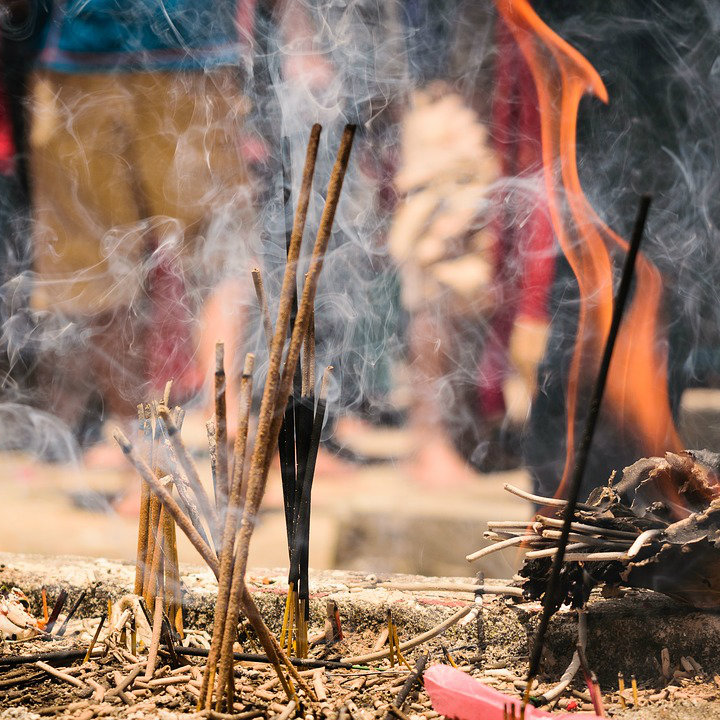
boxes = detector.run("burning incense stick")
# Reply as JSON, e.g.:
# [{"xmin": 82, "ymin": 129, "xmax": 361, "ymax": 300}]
[
  {"xmin": 238, "ymin": 127, "xmax": 354, "ymax": 644},
  {"xmin": 524, "ymin": 195, "xmax": 652, "ymax": 701}
]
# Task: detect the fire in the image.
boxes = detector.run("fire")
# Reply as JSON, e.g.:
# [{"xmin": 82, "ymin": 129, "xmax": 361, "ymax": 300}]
[{"xmin": 495, "ymin": 1, "xmax": 683, "ymax": 502}]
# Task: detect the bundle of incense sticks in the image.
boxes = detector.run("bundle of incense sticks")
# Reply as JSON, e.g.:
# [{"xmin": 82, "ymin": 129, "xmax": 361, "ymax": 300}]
[
  {"xmin": 118, "ymin": 122, "xmax": 356, "ymax": 713},
  {"xmin": 273, "ymin": 134, "xmax": 334, "ymax": 658},
  {"xmin": 133, "ymin": 393, "xmax": 183, "ymax": 638}
]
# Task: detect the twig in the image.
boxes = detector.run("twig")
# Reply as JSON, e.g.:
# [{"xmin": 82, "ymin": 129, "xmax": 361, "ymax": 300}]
[
  {"xmin": 382, "ymin": 653, "xmax": 428, "ymax": 720},
  {"xmin": 343, "ymin": 604, "xmax": 473, "ymax": 664},
  {"xmin": 36, "ymin": 661, "xmax": 89, "ymax": 691}
]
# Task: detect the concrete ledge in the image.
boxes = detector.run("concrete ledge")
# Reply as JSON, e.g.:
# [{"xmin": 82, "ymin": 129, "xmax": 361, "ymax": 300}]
[{"xmin": 2, "ymin": 552, "xmax": 720, "ymax": 687}]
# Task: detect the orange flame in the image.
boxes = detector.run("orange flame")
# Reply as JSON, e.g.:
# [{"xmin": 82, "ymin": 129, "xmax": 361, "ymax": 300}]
[{"xmin": 495, "ymin": 1, "xmax": 684, "ymax": 505}]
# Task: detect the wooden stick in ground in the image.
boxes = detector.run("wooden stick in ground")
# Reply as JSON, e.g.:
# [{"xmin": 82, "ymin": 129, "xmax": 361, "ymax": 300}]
[
  {"xmin": 114, "ymin": 431, "xmax": 219, "ymax": 575},
  {"xmin": 157, "ymin": 406, "xmax": 221, "ymax": 552},
  {"xmin": 83, "ymin": 613, "xmax": 106, "ymax": 664},
  {"xmin": 236, "ymin": 124, "xmax": 355, "ymax": 630},
  {"xmin": 214, "ymin": 342, "xmax": 230, "ymax": 532},
  {"xmin": 134, "ymin": 406, "xmax": 151, "ymax": 595},
  {"xmin": 382, "ymin": 653, "xmax": 428, "ymax": 720},
  {"xmin": 145, "ymin": 593, "xmax": 165, "ymax": 680},
  {"xmin": 252, "ymin": 267, "xmax": 274, "ymax": 351},
  {"xmin": 163, "ymin": 506, "xmax": 182, "ymax": 637},
  {"xmin": 146, "ymin": 504, "xmax": 166, "ymax": 615},
  {"xmin": 143, "ymin": 494, "xmax": 162, "ymax": 606},
  {"xmin": 199, "ymin": 354, "xmax": 255, "ymax": 710}
]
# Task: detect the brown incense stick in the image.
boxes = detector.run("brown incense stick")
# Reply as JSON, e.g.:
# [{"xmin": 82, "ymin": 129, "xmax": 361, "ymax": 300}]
[
  {"xmin": 146, "ymin": 505, "xmax": 166, "ymax": 615},
  {"xmin": 214, "ymin": 342, "xmax": 230, "ymax": 532},
  {"xmin": 251, "ymin": 267, "xmax": 274, "ymax": 351},
  {"xmin": 163, "ymin": 508, "xmax": 182, "ymax": 637},
  {"xmin": 143, "ymin": 493, "xmax": 162, "ymax": 606},
  {"xmin": 199, "ymin": 354, "xmax": 255, "ymax": 709}
]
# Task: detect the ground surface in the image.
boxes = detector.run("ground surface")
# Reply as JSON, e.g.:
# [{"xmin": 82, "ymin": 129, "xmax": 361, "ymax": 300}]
[{"xmin": 4, "ymin": 554, "xmax": 720, "ymax": 718}]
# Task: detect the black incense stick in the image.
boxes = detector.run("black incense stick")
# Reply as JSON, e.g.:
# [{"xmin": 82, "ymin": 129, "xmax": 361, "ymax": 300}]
[{"xmin": 525, "ymin": 195, "xmax": 652, "ymax": 691}]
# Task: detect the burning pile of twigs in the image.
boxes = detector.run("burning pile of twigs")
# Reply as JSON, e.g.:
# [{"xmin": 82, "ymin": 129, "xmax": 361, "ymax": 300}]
[{"xmin": 468, "ymin": 449, "xmax": 720, "ymax": 610}]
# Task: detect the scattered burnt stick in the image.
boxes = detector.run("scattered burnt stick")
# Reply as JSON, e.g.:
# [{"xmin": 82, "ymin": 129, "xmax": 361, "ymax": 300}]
[
  {"xmin": 214, "ymin": 342, "xmax": 230, "ymax": 532},
  {"xmin": 55, "ymin": 590, "xmax": 86, "ymax": 637},
  {"xmin": 0, "ymin": 648, "xmax": 104, "ymax": 667},
  {"xmin": 524, "ymin": 194, "xmax": 651, "ymax": 699},
  {"xmin": 382, "ymin": 653, "xmax": 429, "ymax": 720},
  {"xmin": 83, "ymin": 613, "xmax": 106, "ymax": 664},
  {"xmin": 44, "ymin": 589, "xmax": 68, "ymax": 634}
]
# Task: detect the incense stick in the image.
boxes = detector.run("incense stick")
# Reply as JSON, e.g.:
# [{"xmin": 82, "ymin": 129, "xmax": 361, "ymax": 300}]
[
  {"xmin": 214, "ymin": 342, "xmax": 230, "ymax": 533},
  {"xmin": 251, "ymin": 268, "xmax": 274, "ymax": 351},
  {"xmin": 238, "ymin": 125, "xmax": 354, "ymax": 624},
  {"xmin": 524, "ymin": 194, "xmax": 651, "ymax": 695},
  {"xmin": 199, "ymin": 354, "xmax": 255, "ymax": 709}
]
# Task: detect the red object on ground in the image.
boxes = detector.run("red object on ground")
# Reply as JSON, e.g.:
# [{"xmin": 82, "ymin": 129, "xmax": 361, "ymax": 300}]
[{"xmin": 424, "ymin": 665, "xmax": 602, "ymax": 720}]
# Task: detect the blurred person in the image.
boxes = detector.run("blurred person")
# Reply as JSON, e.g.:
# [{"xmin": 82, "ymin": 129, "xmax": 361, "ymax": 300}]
[
  {"xmin": 388, "ymin": 82, "xmax": 501, "ymax": 485},
  {"xmin": 27, "ymin": 0, "xmax": 256, "ymax": 450}
]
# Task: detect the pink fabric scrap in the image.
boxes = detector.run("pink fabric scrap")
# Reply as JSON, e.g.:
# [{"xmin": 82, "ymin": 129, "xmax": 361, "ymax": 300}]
[{"xmin": 424, "ymin": 665, "xmax": 602, "ymax": 720}]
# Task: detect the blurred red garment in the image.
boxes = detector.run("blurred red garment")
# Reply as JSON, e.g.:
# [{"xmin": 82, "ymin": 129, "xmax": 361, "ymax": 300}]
[
  {"xmin": 0, "ymin": 56, "xmax": 15, "ymax": 176},
  {"xmin": 477, "ymin": 17, "xmax": 556, "ymax": 419}
]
